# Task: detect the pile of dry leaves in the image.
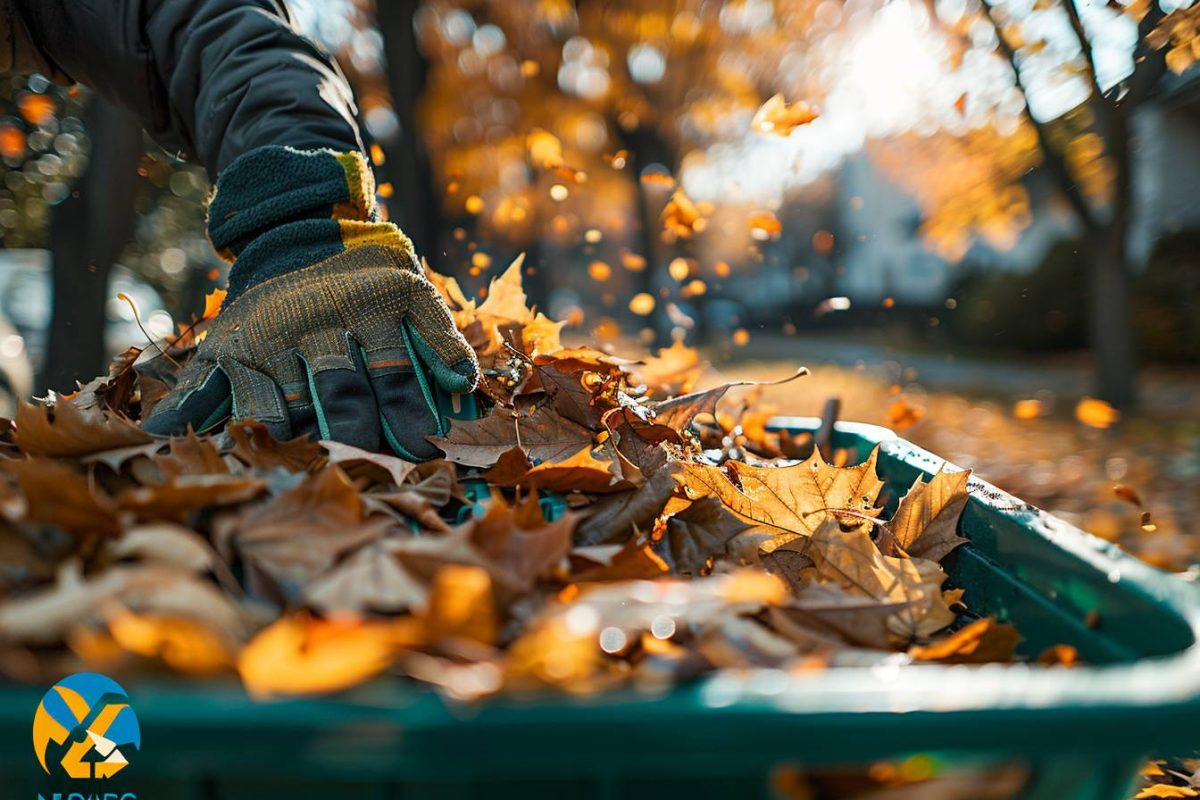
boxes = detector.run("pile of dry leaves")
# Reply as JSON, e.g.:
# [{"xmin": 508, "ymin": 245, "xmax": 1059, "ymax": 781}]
[{"xmin": 0, "ymin": 260, "xmax": 1029, "ymax": 699}]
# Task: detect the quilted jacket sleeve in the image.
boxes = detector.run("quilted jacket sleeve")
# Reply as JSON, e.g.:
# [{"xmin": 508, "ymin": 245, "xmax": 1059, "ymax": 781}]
[{"xmin": 12, "ymin": 0, "xmax": 363, "ymax": 176}]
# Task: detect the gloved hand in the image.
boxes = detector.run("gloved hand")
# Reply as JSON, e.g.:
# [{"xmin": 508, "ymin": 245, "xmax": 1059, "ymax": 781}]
[{"xmin": 142, "ymin": 147, "xmax": 479, "ymax": 460}]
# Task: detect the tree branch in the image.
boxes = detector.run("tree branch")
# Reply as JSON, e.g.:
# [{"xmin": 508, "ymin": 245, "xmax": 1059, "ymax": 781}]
[
  {"xmin": 979, "ymin": 0, "xmax": 1099, "ymax": 230},
  {"xmin": 1061, "ymin": 0, "xmax": 1105, "ymax": 102},
  {"xmin": 1120, "ymin": 0, "xmax": 1168, "ymax": 107}
]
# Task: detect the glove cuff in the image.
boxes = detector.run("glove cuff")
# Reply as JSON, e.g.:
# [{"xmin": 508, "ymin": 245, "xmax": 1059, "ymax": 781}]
[{"xmin": 208, "ymin": 146, "xmax": 414, "ymax": 303}]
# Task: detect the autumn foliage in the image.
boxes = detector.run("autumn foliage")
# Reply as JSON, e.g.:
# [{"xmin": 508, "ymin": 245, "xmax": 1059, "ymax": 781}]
[{"xmin": 0, "ymin": 258, "xmax": 1031, "ymax": 698}]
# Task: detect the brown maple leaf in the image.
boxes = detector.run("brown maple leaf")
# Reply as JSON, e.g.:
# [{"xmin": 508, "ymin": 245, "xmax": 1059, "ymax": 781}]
[
  {"xmin": 888, "ymin": 468, "xmax": 971, "ymax": 562},
  {"xmin": 436, "ymin": 404, "xmax": 595, "ymax": 468}
]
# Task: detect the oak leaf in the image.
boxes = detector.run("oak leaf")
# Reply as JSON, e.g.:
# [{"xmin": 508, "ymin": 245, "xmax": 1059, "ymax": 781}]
[
  {"xmin": 14, "ymin": 400, "xmax": 151, "ymax": 458},
  {"xmin": 228, "ymin": 420, "xmax": 323, "ymax": 472}
]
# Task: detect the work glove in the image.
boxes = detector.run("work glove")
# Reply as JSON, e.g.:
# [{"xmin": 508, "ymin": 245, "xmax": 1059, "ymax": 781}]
[{"xmin": 142, "ymin": 147, "xmax": 479, "ymax": 460}]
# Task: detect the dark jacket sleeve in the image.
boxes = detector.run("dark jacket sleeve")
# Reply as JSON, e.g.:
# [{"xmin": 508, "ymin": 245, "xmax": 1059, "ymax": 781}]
[{"xmin": 14, "ymin": 0, "xmax": 363, "ymax": 177}]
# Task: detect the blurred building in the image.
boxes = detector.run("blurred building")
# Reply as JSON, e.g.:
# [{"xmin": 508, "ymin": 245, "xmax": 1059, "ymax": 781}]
[{"xmin": 1130, "ymin": 69, "xmax": 1200, "ymax": 264}]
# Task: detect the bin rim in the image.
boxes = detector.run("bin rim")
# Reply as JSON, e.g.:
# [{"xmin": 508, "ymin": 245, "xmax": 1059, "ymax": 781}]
[{"xmin": 0, "ymin": 418, "xmax": 1197, "ymax": 743}]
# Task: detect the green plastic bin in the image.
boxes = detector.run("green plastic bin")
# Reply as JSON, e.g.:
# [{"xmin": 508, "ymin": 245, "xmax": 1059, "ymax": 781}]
[{"xmin": 2, "ymin": 419, "xmax": 1198, "ymax": 799}]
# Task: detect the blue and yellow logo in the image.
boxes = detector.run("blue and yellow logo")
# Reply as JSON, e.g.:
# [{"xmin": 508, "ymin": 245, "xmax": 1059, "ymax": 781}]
[{"xmin": 32, "ymin": 673, "xmax": 140, "ymax": 779}]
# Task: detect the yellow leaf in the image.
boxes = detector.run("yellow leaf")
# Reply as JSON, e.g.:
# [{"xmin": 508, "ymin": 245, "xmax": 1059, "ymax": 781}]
[
  {"xmin": 1136, "ymin": 786, "xmax": 1200, "ymax": 799},
  {"xmin": 107, "ymin": 609, "xmax": 234, "ymax": 674},
  {"xmin": 807, "ymin": 520, "xmax": 956, "ymax": 642},
  {"xmin": 752, "ymin": 94, "xmax": 819, "ymax": 135},
  {"xmin": 239, "ymin": 613, "xmax": 415, "ymax": 697},
  {"xmin": 202, "ymin": 288, "xmax": 227, "ymax": 321},
  {"xmin": 890, "ymin": 469, "xmax": 971, "ymax": 562},
  {"xmin": 477, "ymin": 254, "xmax": 532, "ymax": 323},
  {"xmin": 678, "ymin": 448, "xmax": 886, "ymax": 553}
]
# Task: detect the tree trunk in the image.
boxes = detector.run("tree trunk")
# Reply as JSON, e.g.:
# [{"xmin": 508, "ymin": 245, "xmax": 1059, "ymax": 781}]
[
  {"xmin": 39, "ymin": 99, "xmax": 143, "ymax": 394},
  {"xmin": 1087, "ymin": 225, "xmax": 1137, "ymax": 409},
  {"xmin": 376, "ymin": 0, "xmax": 440, "ymax": 258},
  {"xmin": 617, "ymin": 125, "xmax": 675, "ymax": 347}
]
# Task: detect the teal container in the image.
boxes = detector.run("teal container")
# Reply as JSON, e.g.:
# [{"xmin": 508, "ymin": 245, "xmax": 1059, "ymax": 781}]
[{"xmin": 2, "ymin": 420, "xmax": 1198, "ymax": 799}]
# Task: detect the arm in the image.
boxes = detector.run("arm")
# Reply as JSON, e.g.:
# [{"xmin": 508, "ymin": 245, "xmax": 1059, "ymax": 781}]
[
  {"xmin": 14, "ymin": 0, "xmax": 362, "ymax": 175},
  {"xmin": 13, "ymin": 0, "xmax": 479, "ymax": 457}
]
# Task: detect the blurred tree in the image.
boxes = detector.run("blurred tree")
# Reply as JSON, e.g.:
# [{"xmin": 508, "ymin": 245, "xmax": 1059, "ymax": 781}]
[
  {"xmin": 888, "ymin": 0, "xmax": 1196, "ymax": 408},
  {"xmin": 41, "ymin": 98, "xmax": 143, "ymax": 393}
]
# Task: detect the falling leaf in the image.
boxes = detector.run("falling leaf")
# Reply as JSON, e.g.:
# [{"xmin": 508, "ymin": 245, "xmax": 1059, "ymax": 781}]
[
  {"xmin": 1075, "ymin": 397, "xmax": 1120, "ymax": 429},
  {"xmin": 751, "ymin": 94, "xmax": 819, "ymax": 135},
  {"xmin": 885, "ymin": 398, "xmax": 925, "ymax": 430},
  {"xmin": 202, "ymin": 288, "xmax": 227, "ymax": 321},
  {"xmin": 888, "ymin": 469, "xmax": 971, "ymax": 562},
  {"xmin": 1113, "ymin": 484, "xmax": 1143, "ymax": 507},
  {"xmin": 662, "ymin": 189, "xmax": 704, "ymax": 240}
]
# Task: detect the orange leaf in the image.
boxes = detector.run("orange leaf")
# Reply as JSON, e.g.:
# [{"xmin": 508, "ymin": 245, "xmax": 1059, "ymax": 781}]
[
  {"xmin": 1075, "ymin": 397, "xmax": 1120, "ymax": 429},
  {"xmin": 202, "ymin": 288, "xmax": 227, "ymax": 321},
  {"xmin": 239, "ymin": 613, "xmax": 415, "ymax": 697}
]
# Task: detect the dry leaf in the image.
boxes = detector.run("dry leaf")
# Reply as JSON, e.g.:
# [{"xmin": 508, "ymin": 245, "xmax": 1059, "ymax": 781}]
[
  {"xmin": 221, "ymin": 468, "xmax": 387, "ymax": 596},
  {"xmin": 909, "ymin": 617, "xmax": 1021, "ymax": 663},
  {"xmin": 889, "ymin": 469, "xmax": 971, "ymax": 562},
  {"xmin": 806, "ymin": 520, "xmax": 956, "ymax": 643},
  {"xmin": 305, "ymin": 541, "xmax": 428, "ymax": 615},
  {"xmin": 227, "ymin": 420, "xmax": 323, "ymax": 471},
  {"xmin": 14, "ymin": 400, "xmax": 152, "ymax": 457},
  {"xmin": 437, "ymin": 404, "xmax": 595, "ymax": 468},
  {"xmin": 4, "ymin": 458, "xmax": 120, "ymax": 536},
  {"xmin": 678, "ymin": 448, "xmax": 885, "ymax": 552},
  {"xmin": 239, "ymin": 613, "xmax": 417, "ymax": 697},
  {"xmin": 320, "ymin": 440, "xmax": 417, "ymax": 486},
  {"xmin": 653, "ymin": 497, "xmax": 749, "ymax": 574}
]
